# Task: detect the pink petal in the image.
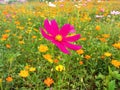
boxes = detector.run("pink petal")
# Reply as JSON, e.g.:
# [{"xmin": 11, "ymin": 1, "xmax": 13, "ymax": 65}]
[
  {"xmin": 60, "ymin": 24, "xmax": 75, "ymax": 36},
  {"xmin": 44, "ymin": 19, "xmax": 54, "ymax": 35},
  {"xmin": 52, "ymin": 41, "xmax": 70, "ymax": 54},
  {"xmin": 51, "ymin": 20, "xmax": 59, "ymax": 35},
  {"xmin": 63, "ymin": 42, "xmax": 82, "ymax": 50},
  {"xmin": 40, "ymin": 28, "xmax": 54, "ymax": 41},
  {"xmin": 65, "ymin": 34, "xmax": 81, "ymax": 42}
]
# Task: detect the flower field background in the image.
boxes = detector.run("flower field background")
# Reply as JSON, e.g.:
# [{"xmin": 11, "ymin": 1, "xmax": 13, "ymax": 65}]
[{"xmin": 0, "ymin": 0, "xmax": 120, "ymax": 90}]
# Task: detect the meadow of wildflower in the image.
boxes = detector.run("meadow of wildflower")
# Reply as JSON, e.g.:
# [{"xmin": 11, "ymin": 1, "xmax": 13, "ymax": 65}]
[{"xmin": 0, "ymin": 0, "xmax": 120, "ymax": 90}]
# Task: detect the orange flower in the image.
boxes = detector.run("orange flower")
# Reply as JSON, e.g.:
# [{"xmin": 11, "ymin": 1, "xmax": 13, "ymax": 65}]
[
  {"xmin": 3, "ymin": 11, "xmax": 8, "ymax": 15},
  {"xmin": 1, "ymin": 34, "xmax": 9, "ymax": 41},
  {"xmin": 102, "ymin": 34, "xmax": 110, "ymax": 38},
  {"xmin": 25, "ymin": 65, "xmax": 30, "ymax": 70},
  {"xmin": 101, "ymin": 55, "xmax": 105, "ymax": 59},
  {"xmin": 44, "ymin": 77, "xmax": 54, "ymax": 87},
  {"xmin": 79, "ymin": 61, "xmax": 83, "ymax": 65},
  {"xmin": 112, "ymin": 42, "xmax": 120, "ymax": 49},
  {"xmin": 6, "ymin": 44, "xmax": 11, "ymax": 48},
  {"xmin": 95, "ymin": 25, "xmax": 101, "ymax": 31},
  {"xmin": 80, "ymin": 37, "xmax": 86, "ymax": 41},
  {"xmin": 6, "ymin": 76, "xmax": 13, "ymax": 82},
  {"xmin": 76, "ymin": 49, "xmax": 84, "ymax": 54},
  {"xmin": 99, "ymin": 38, "xmax": 106, "ymax": 42},
  {"xmin": 15, "ymin": 21, "xmax": 20, "ymax": 25},
  {"xmin": 84, "ymin": 55, "xmax": 91, "ymax": 60},
  {"xmin": 53, "ymin": 59, "xmax": 59, "ymax": 64},
  {"xmin": 111, "ymin": 60, "xmax": 120, "ymax": 68}
]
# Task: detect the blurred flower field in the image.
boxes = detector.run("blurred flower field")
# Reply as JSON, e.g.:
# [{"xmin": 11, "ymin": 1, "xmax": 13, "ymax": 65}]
[{"xmin": 0, "ymin": 0, "xmax": 120, "ymax": 90}]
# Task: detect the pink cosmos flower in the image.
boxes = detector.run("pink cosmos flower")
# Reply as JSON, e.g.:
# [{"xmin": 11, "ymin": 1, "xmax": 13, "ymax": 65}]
[{"xmin": 40, "ymin": 19, "xmax": 82, "ymax": 54}]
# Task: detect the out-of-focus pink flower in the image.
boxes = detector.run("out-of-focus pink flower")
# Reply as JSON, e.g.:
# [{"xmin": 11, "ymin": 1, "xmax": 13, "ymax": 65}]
[
  {"xmin": 100, "ymin": 8, "xmax": 105, "ymax": 12},
  {"xmin": 17, "ymin": 0, "xmax": 26, "ymax": 3},
  {"xmin": 40, "ymin": 19, "xmax": 82, "ymax": 54},
  {"xmin": 111, "ymin": 10, "xmax": 120, "ymax": 15}
]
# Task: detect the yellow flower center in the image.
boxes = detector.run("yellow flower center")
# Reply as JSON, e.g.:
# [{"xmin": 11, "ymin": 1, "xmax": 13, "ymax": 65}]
[{"xmin": 55, "ymin": 34, "xmax": 62, "ymax": 41}]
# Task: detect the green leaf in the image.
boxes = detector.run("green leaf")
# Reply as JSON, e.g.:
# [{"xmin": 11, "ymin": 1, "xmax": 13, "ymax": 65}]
[{"xmin": 108, "ymin": 80, "xmax": 115, "ymax": 90}]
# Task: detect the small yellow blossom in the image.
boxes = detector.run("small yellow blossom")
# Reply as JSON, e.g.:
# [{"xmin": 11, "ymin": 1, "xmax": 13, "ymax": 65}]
[
  {"xmin": 76, "ymin": 49, "xmax": 84, "ymax": 54},
  {"xmin": 104, "ymin": 52, "xmax": 112, "ymax": 57},
  {"xmin": 5, "ymin": 30, "xmax": 10, "ymax": 33},
  {"xmin": 19, "ymin": 70, "xmax": 29, "ymax": 78},
  {"xmin": 43, "ymin": 54, "xmax": 53, "ymax": 63},
  {"xmin": 38, "ymin": 44, "xmax": 48, "ymax": 52},
  {"xmin": 29, "ymin": 67, "xmax": 36, "ymax": 72},
  {"xmin": 0, "ymin": 78, "xmax": 2, "ymax": 83},
  {"xmin": 32, "ymin": 36, "xmax": 37, "ymax": 39},
  {"xmin": 19, "ymin": 40, "xmax": 25, "ymax": 44},
  {"xmin": 18, "ymin": 26, "xmax": 24, "ymax": 30},
  {"xmin": 55, "ymin": 65, "xmax": 65, "ymax": 71},
  {"xmin": 44, "ymin": 77, "xmax": 54, "ymax": 87}
]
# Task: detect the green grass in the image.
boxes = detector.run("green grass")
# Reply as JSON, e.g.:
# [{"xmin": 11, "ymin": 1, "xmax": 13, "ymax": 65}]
[{"xmin": 0, "ymin": 1, "xmax": 120, "ymax": 90}]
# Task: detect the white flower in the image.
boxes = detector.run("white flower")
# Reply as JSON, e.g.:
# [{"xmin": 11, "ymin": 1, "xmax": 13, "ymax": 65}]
[{"xmin": 48, "ymin": 2, "xmax": 56, "ymax": 7}]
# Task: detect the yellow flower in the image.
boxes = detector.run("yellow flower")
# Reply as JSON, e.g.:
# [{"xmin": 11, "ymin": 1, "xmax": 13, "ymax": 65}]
[
  {"xmin": 55, "ymin": 65, "xmax": 65, "ymax": 72},
  {"xmin": 104, "ymin": 52, "xmax": 112, "ymax": 57},
  {"xmin": 19, "ymin": 40, "xmax": 25, "ymax": 44},
  {"xmin": 76, "ymin": 49, "xmax": 84, "ymax": 54},
  {"xmin": 6, "ymin": 76, "xmax": 13, "ymax": 82},
  {"xmin": 111, "ymin": 60, "xmax": 120, "ymax": 68},
  {"xmin": 38, "ymin": 44, "xmax": 48, "ymax": 52},
  {"xmin": 5, "ymin": 30, "xmax": 10, "ymax": 33},
  {"xmin": 0, "ymin": 78, "xmax": 2, "ymax": 83},
  {"xmin": 19, "ymin": 70, "xmax": 29, "ymax": 78},
  {"xmin": 32, "ymin": 36, "xmax": 37, "ymax": 39},
  {"xmin": 44, "ymin": 77, "xmax": 54, "ymax": 87},
  {"xmin": 95, "ymin": 25, "xmax": 101, "ymax": 31},
  {"xmin": 43, "ymin": 54, "xmax": 53, "ymax": 63},
  {"xmin": 113, "ymin": 42, "xmax": 120, "ymax": 49},
  {"xmin": 102, "ymin": 34, "xmax": 110, "ymax": 38},
  {"xmin": 18, "ymin": 26, "xmax": 24, "ymax": 30},
  {"xmin": 84, "ymin": 55, "xmax": 91, "ymax": 60},
  {"xmin": 29, "ymin": 67, "xmax": 36, "ymax": 72}
]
